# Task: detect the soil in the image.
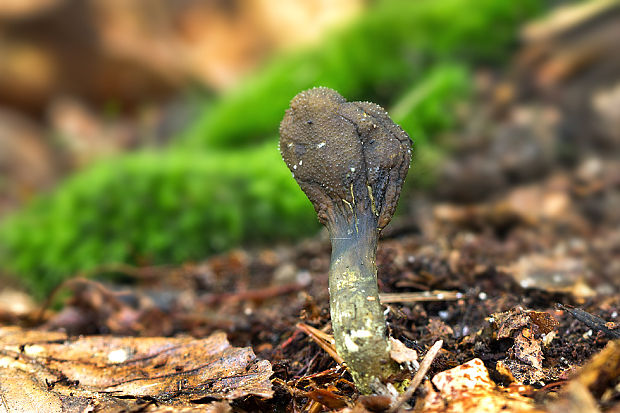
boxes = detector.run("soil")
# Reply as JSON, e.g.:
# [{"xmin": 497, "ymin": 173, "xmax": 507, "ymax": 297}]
[
  {"xmin": 1, "ymin": 5, "xmax": 619, "ymax": 412},
  {"xmin": 12, "ymin": 63, "xmax": 617, "ymax": 409}
]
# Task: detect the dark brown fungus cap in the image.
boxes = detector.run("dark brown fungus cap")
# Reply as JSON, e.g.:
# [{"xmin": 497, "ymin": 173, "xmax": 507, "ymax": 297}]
[{"xmin": 280, "ymin": 87, "xmax": 412, "ymax": 231}]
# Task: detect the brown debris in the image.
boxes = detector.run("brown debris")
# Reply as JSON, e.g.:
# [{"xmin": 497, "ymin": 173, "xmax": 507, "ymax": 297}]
[
  {"xmin": 305, "ymin": 388, "xmax": 349, "ymax": 410},
  {"xmin": 1, "ymin": 1, "xmax": 620, "ymax": 411},
  {"xmin": 548, "ymin": 340, "xmax": 620, "ymax": 413},
  {"xmin": 418, "ymin": 358, "xmax": 543, "ymax": 413},
  {"xmin": 0, "ymin": 328, "xmax": 273, "ymax": 410},
  {"xmin": 546, "ymin": 381, "xmax": 601, "ymax": 413},
  {"xmin": 390, "ymin": 340, "xmax": 443, "ymax": 413},
  {"xmin": 0, "ymin": 289, "xmax": 36, "ymax": 323},
  {"xmin": 501, "ymin": 253, "xmax": 595, "ymax": 299},
  {"xmin": 0, "ymin": 0, "xmax": 362, "ymax": 113},
  {"xmin": 559, "ymin": 304, "xmax": 620, "ymax": 340},
  {"xmin": 389, "ymin": 337, "xmax": 418, "ymax": 366},
  {"xmin": 570, "ymin": 340, "xmax": 620, "ymax": 399},
  {"xmin": 427, "ymin": 318, "xmax": 455, "ymax": 343},
  {"xmin": 0, "ymin": 109, "xmax": 57, "ymax": 214},
  {"xmin": 296, "ymin": 322, "xmax": 344, "ymax": 365},
  {"xmin": 492, "ymin": 308, "xmax": 559, "ymax": 384}
]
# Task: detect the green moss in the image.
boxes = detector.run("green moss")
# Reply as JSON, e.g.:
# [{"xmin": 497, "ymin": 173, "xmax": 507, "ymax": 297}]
[
  {"xmin": 0, "ymin": 66, "xmax": 466, "ymax": 298},
  {"xmin": 0, "ymin": 67, "xmax": 493, "ymax": 299},
  {"xmin": 390, "ymin": 64, "xmax": 470, "ymax": 189},
  {"xmin": 391, "ymin": 64, "xmax": 469, "ymax": 146},
  {"xmin": 181, "ymin": 0, "xmax": 540, "ymax": 150},
  {"xmin": 0, "ymin": 0, "xmax": 544, "ymax": 298},
  {"xmin": 0, "ymin": 145, "xmax": 317, "ymax": 297}
]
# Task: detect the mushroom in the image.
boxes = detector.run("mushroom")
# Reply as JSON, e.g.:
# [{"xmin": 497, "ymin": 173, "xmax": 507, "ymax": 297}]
[{"xmin": 279, "ymin": 87, "xmax": 412, "ymax": 393}]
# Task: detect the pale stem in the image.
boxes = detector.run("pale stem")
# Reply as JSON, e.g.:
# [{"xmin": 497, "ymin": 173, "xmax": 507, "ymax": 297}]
[{"xmin": 328, "ymin": 212, "xmax": 397, "ymax": 393}]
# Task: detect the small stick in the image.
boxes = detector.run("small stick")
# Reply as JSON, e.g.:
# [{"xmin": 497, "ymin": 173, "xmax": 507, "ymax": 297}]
[
  {"xmin": 278, "ymin": 329, "xmax": 303, "ymax": 350},
  {"xmin": 388, "ymin": 339, "xmax": 443, "ymax": 413},
  {"xmin": 201, "ymin": 282, "xmax": 307, "ymax": 305},
  {"xmin": 379, "ymin": 291, "xmax": 461, "ymax": 304},
  {"xmin": 36, "ymin": 276, "xmax": 127, "ymax": 322},
  {"xmin": 557, "ymin": 304, "xmax": 620, "ymax": 339},
  {"xmin": 296, "ymin": 323, "xmax": 345, "ymax": 365}
]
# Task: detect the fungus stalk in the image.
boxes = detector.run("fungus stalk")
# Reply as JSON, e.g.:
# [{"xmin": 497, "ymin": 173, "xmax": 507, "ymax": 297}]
[
  {"xmin": 328, "ymin": 207, "xmax": 393, "ymax": 393},
  {"xmin": 280, "ymin": 87, "xmax": 412, "ymax": 393}
]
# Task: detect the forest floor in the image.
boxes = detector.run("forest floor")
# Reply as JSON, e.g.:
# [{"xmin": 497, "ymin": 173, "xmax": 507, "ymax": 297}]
[{"xmin": 1, "ymin": 5, "xmax": 619, "ymax": 413}]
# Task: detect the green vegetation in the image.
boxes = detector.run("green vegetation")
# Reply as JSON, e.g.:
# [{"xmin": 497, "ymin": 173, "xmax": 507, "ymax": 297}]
[
  {"xmin": 392, "ymin": 64, "xmax": 471, "ymax": 189},
  {"xmin": 0, "ymin": 146, "xmax": 317, "ymax": 297},
  {"xmin": 181, "ymin": 0, "xmax": 539, "ymax": 149},
  {"xmin": 0, "ymin": 0, "xmax": 542, "ymax": 297},
  {"xmin": 392, "ymin": 64, "xmax": 469, "ymax": 146}
]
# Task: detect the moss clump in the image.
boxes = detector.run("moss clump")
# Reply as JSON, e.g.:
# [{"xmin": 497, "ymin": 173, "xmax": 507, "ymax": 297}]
[
  {"xmin": 0, "ymin": 145, "xmax": 317, "ymax": 297},
  {"xmin": 0, "ymin": 0, "xmax": 542, "ymax": 297},
  {"xmin": 1, "ymin": 66, "xmax": 469, "ymax": 298},
  {"xmin": 391, "ymin": 64, "xmax": 470, "ymax": 146},
  {"xmin": 181, "ymin": 0, "xmax": 540, "ymax": 150}
]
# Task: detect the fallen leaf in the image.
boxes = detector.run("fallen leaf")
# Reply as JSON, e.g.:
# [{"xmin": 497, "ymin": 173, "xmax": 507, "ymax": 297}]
[
  {"xmin": 501, "ymin": 254, "xmax": 595, "ymax": 298},
  {"xmin": 305, "ymin": 388, "xmax": 349, "ymax": 410},
  {"xmin": 418, "ymin": 358, "xmax": 543, "ymax": 412},
  {"xmin": 546, "ymin": 381, "xmax": 601, "ymax": 413},
  {"xmin": 0, "ymin": 327, "xmax": 273, "ymax": 412},
  {"xmin": 389, "ymin": 337, "xmax": 418, "ymax": 366},
  {"xmin": 492, "ymin": 308, "xmax": 559, "ymax": 384}
]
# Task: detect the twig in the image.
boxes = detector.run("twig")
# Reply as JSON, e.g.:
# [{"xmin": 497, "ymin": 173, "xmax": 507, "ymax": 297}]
[
  {"xmin": 278, "ymin": 330, "xmax": 303, "ymax": 350},
  {"xmin": 388, "ymin": 339, "xmax": 443, "ymax": 413},
  {"xmin": 521, "ymin": 0, "xmax": 620, "ymax": 42},
  {"xmin": 296, "ymin": 352, "xmax": 321, "ymax": 377},
  {"xmin": 379, "ymin": 291, "xmax": 461, "ymax": 304},
  {"xmin": 36, "ymin": 276, "xmax": 128, "ymax": 322},
  {"xmin": 296, "ymin": 323, "xmax": 345, "ymax": 365},
  {"xmin": 557, "ymin": 304, "xmax": 620, "ymax": 339},
  {"xmin": 35, "ymin": 263, "xmax": 179, "ymax": 322},
  {"xmin": 201, "ymin": 282, "xmax": 308, "ymax": 305},
  {"xmin": 272, "ymin": 377, "xmax": 307, "ymax": 398}
]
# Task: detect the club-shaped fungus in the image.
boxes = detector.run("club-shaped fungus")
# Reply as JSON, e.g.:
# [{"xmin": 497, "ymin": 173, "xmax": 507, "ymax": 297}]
[{"xmin": 280, "ymin": 87, "xmax": 412, "ymax": 393}]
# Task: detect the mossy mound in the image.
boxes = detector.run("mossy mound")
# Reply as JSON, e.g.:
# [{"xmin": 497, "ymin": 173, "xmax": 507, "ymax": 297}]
[
  {"xmin": 0, "ymin": 145, "xmax": 317, "ymax": 297},
  {"xmin": 0, "ymin": 0, "xmax": 542, "ymax": 297},
  {"xmin": 181, "ymin": 0, "xmax": 539, "ymax": 150}
]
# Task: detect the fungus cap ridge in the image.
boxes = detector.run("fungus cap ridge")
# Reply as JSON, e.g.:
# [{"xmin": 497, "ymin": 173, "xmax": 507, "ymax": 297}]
[{"xmin": 279, "ymin": 87, "xmax": 411, "ymax": 230}]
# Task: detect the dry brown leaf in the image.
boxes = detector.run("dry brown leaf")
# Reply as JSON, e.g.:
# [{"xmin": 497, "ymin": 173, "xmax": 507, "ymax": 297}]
[
  {"xmin": 0, "ymin": 327, "xmax": 273, "ymax": 412},
  {"xmin": 501, "ymin": 253, "xmax": 595, "ymax": 298},
  {"xmin": 305, "ymin": 388, "xmax": 349, "ymax": 410},
  {"xmin": 492, "ymin": 308, "xmax": 560, "ymax": 384},
  {"xmin": 418, "ymin": 358, "xmax": 543, "ymax": 413},
  {"xmin": 389, "ymin": 337, "xmax": 418, "ymax": 366},
  {"xmin": 546, "ymin": 381, "xmax": 601, "ymax": 413},
  {"xmin": 145, "ymin": 401, "xmax": 232, "ymax": 413}
]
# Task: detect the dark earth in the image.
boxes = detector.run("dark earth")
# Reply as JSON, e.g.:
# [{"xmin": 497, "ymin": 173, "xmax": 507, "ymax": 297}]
[{"xmin": 1, "ymin": 4, "xmax": 619, "ymax": 413}]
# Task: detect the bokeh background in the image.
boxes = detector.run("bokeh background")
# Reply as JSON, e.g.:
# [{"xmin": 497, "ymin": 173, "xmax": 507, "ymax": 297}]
[{"xmin": 0, "ymin": 0, "xmax": 618, "ymax": 299}]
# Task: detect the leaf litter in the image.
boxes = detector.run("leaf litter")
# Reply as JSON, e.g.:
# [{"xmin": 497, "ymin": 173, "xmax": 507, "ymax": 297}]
[
  {"xmin": 0, "ymin": 328, "xmax": 272, "ymax": 411},
  {"xmin": 1, "ymin": 2, "xmax": 620, "ymax": 412}
]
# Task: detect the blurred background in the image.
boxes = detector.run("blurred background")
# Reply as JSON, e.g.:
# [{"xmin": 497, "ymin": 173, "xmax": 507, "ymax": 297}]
[{"xmin": 0, "ymin": 0, "xmax": 619, "ymax": 301}]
